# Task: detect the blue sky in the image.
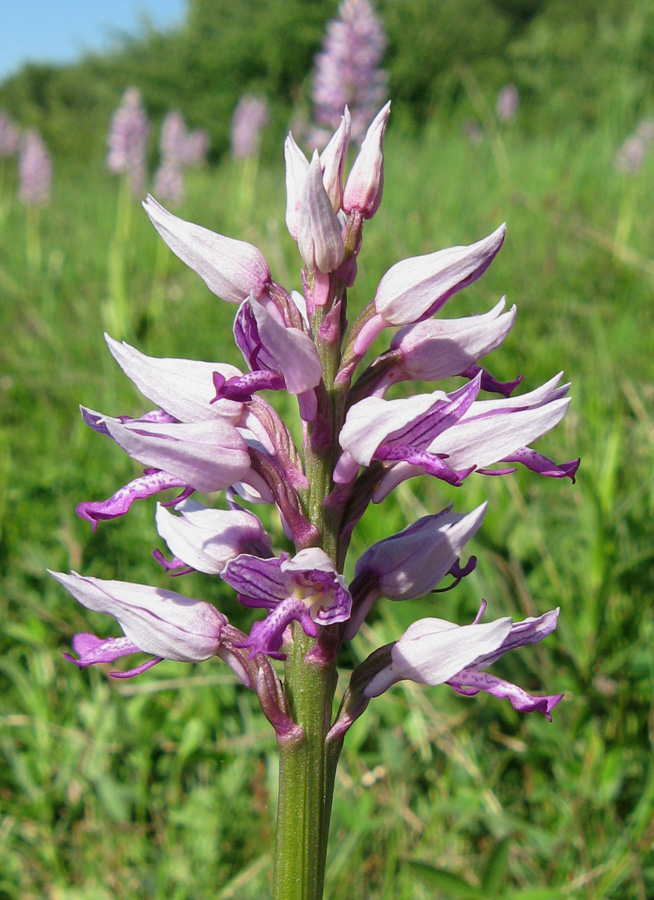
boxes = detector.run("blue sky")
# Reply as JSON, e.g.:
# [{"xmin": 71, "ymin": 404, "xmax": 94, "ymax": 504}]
[{"xmin": 1, "ymin": 0, "xmax": 187, "ymax": 81}]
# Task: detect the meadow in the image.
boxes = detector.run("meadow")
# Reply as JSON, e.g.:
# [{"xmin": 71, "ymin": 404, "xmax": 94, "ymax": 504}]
[{"xmin": 1, "ymin": 108, "xmax": 653, "ymax": 899}]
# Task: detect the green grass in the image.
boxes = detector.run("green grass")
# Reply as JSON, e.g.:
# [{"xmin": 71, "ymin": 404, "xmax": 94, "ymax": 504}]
[{"xmin": 1, "ymin": 114, "xmax": 653, "ymax": 900}]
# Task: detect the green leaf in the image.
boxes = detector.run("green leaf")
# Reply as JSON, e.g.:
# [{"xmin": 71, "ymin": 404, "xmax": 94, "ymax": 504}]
[
  {"xmin": 402, "ymin": 860, "xmax": 483, "ymax": 898},
  {"xmin": 481, "ymin": 838, "xmax": 510, "ymax": 895},
  {"xmin": 504, "ymin": 889, "xmax": 568, "ymax": 900}
]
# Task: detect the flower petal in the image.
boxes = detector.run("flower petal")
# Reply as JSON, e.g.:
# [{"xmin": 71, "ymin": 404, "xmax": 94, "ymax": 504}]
[
  {"xmin": 103, "ymin": 417, "xmax": 250, "ymax": 493},
  {"xmin": 105, "ymin": 335, "xmax": 244, "ymax": 423},
  {"xmin": 374, "ymin": 224, "xmax": 506, "ymax": 325},
  {"xmin": 364, "ymin": 617, "xmax": 512, "ymax": 697},
  {"xmin": 143, "ymin": 194, "xmax": 271, "ymax": 303},
  {"xmin": 50, "ymin": 571, "xmax": 226, "ymax": 663}
]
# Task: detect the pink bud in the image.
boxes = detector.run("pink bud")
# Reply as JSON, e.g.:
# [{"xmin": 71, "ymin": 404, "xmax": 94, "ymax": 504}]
[
  {"xmin": 320, "ymin": 107, "xmax": 351, "ymax": 211},
  {"xmin": 297, "ymin": 152, "xmax": 345, "ymax": 273},
  {"xmin": 284, "ymin": 133, "xmax": 310, "ymax": 240},
  {"xmin": 343, "ymin": 101, "xmax": 390, "ymax": 218}
]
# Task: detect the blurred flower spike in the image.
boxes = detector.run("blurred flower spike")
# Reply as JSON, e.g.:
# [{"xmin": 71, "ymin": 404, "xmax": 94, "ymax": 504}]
[
  {"xmin": 18, "ymin": 130, "xmax": 52, "ymax": 206},
  {"xmin": 231, "ymin": 95, "xmax": 269, "ymax": 160},
  {"xmin": 154, "ymin": 110, "xmax": 210, "ymax": 207},
  {"xmin": 107, "ymin": 87, "xmax": 149, "ymax": 196},
  {"xmin": 0, "ymin": 111, "xmax": 20, "ymax": 157},
  {"xmin": 54, "ymin": 101, "xmax": 578, "ymax": 744},
  {"xmin": 310, "ymin": 0, "xmax": 388, "ymax": 147},
  {"xmin": 615, "ymin": 118, "xmax": 654, "ymax": 174},
  {"xmin": 496, "ymin": 83, "xmax": 519, "ymax": 123}
]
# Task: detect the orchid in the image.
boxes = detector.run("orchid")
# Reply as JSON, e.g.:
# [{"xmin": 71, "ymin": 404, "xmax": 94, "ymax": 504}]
[
  {"xmin": 153, "ymin": 110, "xmax": 210, "ymax": 207},
  {"xmin": 18, "ymin": 130, "xmax": 51, "ymax": 207},
  {"xmin": 231, "ymin": 94, "xmax": 269, "ymax": 159},
  {"xmin": 53, "ymin": 103, "xmax": 577, "ymax": 900},
  {"xmin": 310, "ymin": 0, "xmax": 388, "ymax": 147},
  {"xmin": 107, "ymin": 87, "xmax": 149, "ymax": 197}
]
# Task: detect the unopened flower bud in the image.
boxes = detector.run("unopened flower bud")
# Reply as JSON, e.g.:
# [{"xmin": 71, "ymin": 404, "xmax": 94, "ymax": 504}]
[
  {"xmin": 284, "ymin": 133, "xmax": 310, "ymax": 240},
  {"xmin": 297, "ymin": 152, "xmax": 345, "ymax": 273},
  {"xmin": 343, "ymin": 101, "xmax": 390, "ymax": 218},
  {"xmin": 320, "ymin": 107, "xmax": 351, "ymax": 211}
]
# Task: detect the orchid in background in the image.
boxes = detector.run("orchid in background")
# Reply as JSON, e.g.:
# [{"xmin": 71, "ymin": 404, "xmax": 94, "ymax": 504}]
[
  {"xmin": 154, "ymin": 110, "xmax": 210, "ymax": 207},
  {"xmin": 18, "ymin": 130, "xmax": 51, "ymax": 207},
  {"xmin": 231, "ymin": 95, "xmax": 269, "ymax": 160},
  {"xmin": 0, "ymin": 111, "xmax": 20, "ymax": 158},
  {"xmin": 310, "ymin": 0, "xmax": 388, "ymax": 147},
  {"xmin": 496, "ymin": 83, "xmax": 519, "ymax": 123},
  {"xmin": 53, "ymin": 101, "xmax": 578, "ymax": 900},
  {"xmin": 614, "ymin": 119, "xmax": 654, "ymax": 174},
  {"xmin": 107, "ymin": 87, "xmax": 149, "ymax": 197},
  {"xmin": 18, "ymin": 128, "xmax": 52, "ymax": 271}
]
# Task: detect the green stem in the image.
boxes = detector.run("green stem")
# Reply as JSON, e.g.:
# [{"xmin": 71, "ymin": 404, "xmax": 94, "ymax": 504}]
[
  {"xmin": 148, "ymin": 231, "xmax": 170, "ymax": 326},
  {"xmin": 26, "ymin": 205, "xmax": 41, "ymax": 272},
  {"xmin": 105, "ymin": 175, "xmax": 133, "ymax": 339},
  {"xmin": 271, "ymin": 276, "xmax": 352, "ymax": 898},
  {"xmin": 273, "ymin": 630, "xmax": 340, "ymax": 900}
]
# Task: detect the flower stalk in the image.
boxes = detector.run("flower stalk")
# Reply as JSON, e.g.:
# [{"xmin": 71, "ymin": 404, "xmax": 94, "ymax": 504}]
[{"xmin": 274, "ymin": 629, "xmax": 340, "ymax": 900}]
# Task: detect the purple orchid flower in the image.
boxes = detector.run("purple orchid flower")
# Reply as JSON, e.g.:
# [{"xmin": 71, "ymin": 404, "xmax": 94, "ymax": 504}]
[
  {"xmin": 351, "ymin": 297, "xmax": 520, "ymax": 401},
  {"xmin": 310, "ymin": 0, "xmax": 388, "ymax": 147},
  {"xmin": 82, "ymin": 412, "xmax": 251, "ymax": 494},
  {"xmin": 155, "ymin": 498, "xmax": 273, "ymax": 575},
  {"xmin": 364, "ymin": 602, "xmax": 563, "ymax": 720},
  {"xmin": 106, "ymin": 88, "xmax": 149, "ymax": 197},
  {"xmin": 221, "ymin": 548, "xmax": 352, "ymax": 658},
  {"xmin": 345, "ymin": 503, "xmax": 486, "ymax": 638},
  {"xmin": 338, "ymin": 372, "xmax": 578, "ymax": 501},
  {"xmin": 104, "ymin": 335, "xmax": 246, "ymax": 423},
  {"xmin": 342, "ymin": 100, "xmax": 390, "ymax": 219},
  {"xmin": 231, "ymin": 94, "xmax": 269, "ymax": 160},
  {"xmin": 298, "ymin": 152, "xmax": 346, "ymax": 275},
  {"xmin": 51, "ymin": 570, "xmax": 230, "ymax": 677},
  {"xmin": 0, "ymin": 111, "xmax": 20, "ymax": 157},
  {"xmin": 227, "ymin": 298, "xmax": 324, "ymax": 399},
  {"xmin": 18, "ymin": 130, "xmax": 52, "ymax": 207},
  {"xmin": 336, "ymin": 374, "xmax": 482, "ymax": 485},
  {"xmin": 55, "ymin": 101, "xmax": 575, "ymax": 763}
]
